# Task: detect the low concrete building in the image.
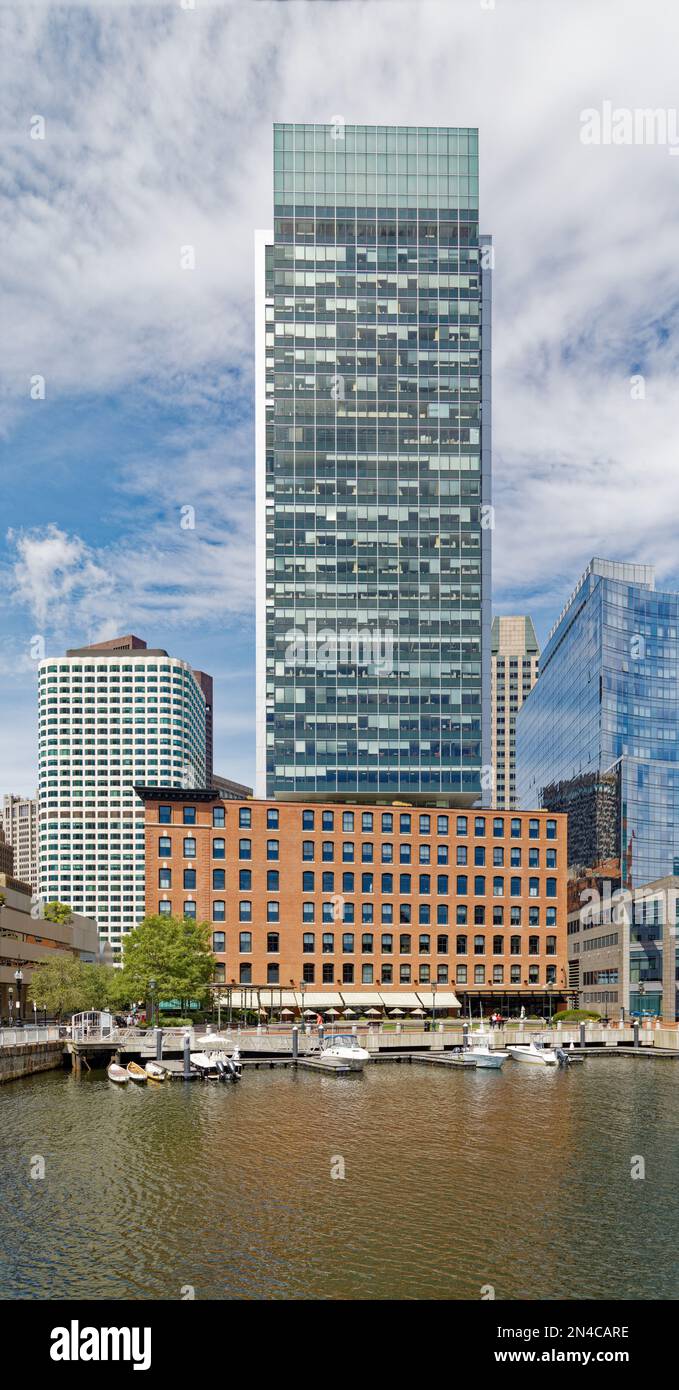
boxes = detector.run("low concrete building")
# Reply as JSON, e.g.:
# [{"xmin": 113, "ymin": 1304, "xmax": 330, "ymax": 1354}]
[
  {"xmin": 0, "ymin": 877, "xmax": 101, "ymax": 1024},
  {"xmin": 212, "ymin": 774, "xmax": 253, "ymax": 800},
  {"xmin": 567, "ymin": 873, "xmax": 679, "ymax": 1022}
]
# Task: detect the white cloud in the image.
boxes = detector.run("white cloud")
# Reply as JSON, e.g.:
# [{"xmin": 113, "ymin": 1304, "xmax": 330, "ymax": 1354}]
[
  {"xmin": 2, "ymin": 0, "xmax": 679, "ymax": 643},
  {"xmin": 8, "ymin": 524, "xmax": 112, "ymax": 630}
]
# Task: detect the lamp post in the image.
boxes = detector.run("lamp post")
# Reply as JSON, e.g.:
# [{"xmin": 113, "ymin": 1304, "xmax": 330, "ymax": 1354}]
[
  {"xmin": 148, "ymin": 978, "xmax": 156, "ymax": 1030},
  {"xmin": 300, "ymin": 978, "xmax": 306, "ymax": 1025},
  {"xmin": 14, "ymin": 968, "xmax": 23, "ymax": 1027},
  {"xmin": 8, "ymin": 985, "xmax": 13, "ymax": 1028},
  {"xmin": 432, "ymin": 980, "xmax": 438, "ymax": 1033}
]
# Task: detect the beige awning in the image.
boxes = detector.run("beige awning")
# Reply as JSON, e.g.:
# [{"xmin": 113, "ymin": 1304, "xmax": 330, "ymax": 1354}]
[
  {"xmin": 416, "ymin": 991, "xmax": 462, "ymax": 1009},
  {"xmin": 377, "ymin": 992, "xmax": 422, "ymax": 1008},
  {"xmin": 299, "ymin": 992, "xmax": 344, "ymax": 1008},
  {"xmin": 339, "ymin": 992, "xmax": 385, "ymax": 1007}
]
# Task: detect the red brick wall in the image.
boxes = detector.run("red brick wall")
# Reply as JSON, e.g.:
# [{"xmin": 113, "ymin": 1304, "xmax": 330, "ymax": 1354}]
[{"xmin": 142, "ymin": 797, "xmax": 568, "ymax": 1006}]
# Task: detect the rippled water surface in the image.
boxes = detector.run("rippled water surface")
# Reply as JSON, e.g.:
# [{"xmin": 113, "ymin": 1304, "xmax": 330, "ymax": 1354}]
[{"xmin": 1, "ymin": 1059, "xmax": 678, "ymax": 1300}]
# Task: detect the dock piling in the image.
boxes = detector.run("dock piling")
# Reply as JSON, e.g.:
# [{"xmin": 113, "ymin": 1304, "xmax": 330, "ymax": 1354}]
[{"xmin": 183, "ymin": 1033, "xmax": 191, "ymax": 1080}]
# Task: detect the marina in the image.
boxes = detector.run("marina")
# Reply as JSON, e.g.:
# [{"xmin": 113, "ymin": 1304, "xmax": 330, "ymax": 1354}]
[{"xmin": 1, "ymin": 1057, "xmax": 678, "ymax": 1302}]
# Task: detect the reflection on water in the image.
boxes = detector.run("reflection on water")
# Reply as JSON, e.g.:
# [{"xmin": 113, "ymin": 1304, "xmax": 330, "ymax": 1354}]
[{"xmin": 1, "ymin": 1060, "xmax": 678, "ymax": 1300}]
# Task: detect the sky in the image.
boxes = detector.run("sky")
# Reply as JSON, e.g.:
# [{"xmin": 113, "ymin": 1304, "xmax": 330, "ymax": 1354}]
[{"xmin": 2, "ymin": 0, "xmax": 679, "ymax": 796}]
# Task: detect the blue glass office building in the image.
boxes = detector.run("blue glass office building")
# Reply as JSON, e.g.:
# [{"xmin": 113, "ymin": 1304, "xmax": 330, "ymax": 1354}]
[
  {"xmin": 255, "ymin": 124, "xmax": 492, "ymax": 802},
  {"xmin": 516, "ymin": 559, "xmax": 679, "ymax": 886}
]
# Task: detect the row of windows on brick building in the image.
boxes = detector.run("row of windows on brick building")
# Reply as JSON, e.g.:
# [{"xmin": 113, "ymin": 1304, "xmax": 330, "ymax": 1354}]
[
  {"xmin": 159, "ymin": 900, "xmax": 559, "ymax": 926},
  {"xmin": 155, "ymin": 805, "xmax": 559, "ymax": 839},
  {"xmin": 217, "ymin": 962, "xmax": 559, "ymax": 986},
  {"xmin": 212, "ymin": 930, "xmax": 558, "ymax": 955},
  {"xmin": 158, "ymin": 836, "xmax": 558, "ymax": 867}
]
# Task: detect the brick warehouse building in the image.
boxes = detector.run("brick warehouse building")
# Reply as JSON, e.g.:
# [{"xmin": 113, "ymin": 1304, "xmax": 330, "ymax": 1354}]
[{"xmin": 137, "ymin": 788, "xmax": 568, "ymax": 1016}]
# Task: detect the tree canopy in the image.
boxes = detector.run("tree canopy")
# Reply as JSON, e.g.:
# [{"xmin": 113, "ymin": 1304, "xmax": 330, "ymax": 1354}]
[
  {"xmin": 120, "ymin": 914, "xmax": 214, "ymax": 1005},
  {"xmin": 43, "ymin": 900, "xmax": 73, "ymax": 925},
  {"xmin": 26, "ymin": 914, "xmax": 214, "ymax": 1018},
  {"xmin": 27, "ymin": 958, "xmax": 123, "ymax": 1017}
]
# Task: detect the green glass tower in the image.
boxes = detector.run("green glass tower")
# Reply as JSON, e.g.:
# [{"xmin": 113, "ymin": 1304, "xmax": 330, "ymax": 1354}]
[{"xmin": 256, "ymin": 123, "xmax": 491, "ymax": 802}]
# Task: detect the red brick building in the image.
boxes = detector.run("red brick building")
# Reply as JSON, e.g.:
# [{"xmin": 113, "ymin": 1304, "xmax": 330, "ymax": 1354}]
[{"xmin": 137, "ymin": 788, "xmax": 568, "ymax": 1016}]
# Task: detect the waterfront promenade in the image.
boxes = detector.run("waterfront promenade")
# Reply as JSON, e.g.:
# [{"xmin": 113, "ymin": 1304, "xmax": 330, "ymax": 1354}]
[{"xmin": 2, "ymin": 1018, "xmax": 679, "ymax": 1081}]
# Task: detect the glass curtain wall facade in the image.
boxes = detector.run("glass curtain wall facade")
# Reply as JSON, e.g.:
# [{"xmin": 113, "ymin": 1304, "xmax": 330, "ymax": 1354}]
[
  {"xmin": 516, "ymin": 559, "xmax": 679, "ymax": 887},
  {"xmin": 257, "ymin": 123, "xmax": 491, "ymax": 802}
]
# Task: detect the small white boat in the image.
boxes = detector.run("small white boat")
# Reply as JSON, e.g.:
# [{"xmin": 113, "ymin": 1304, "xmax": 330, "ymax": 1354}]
[
  {"xmin": 107, "ymin": 1061, "xmax": 129, "ymax": 1084},
  {"xmin": 316, "ymin": 1034, "xmax": 371, "ymax": 1072},
  {"xmin": 191, "ymin": 1036, "xmax": 242, "ymax": 1082},
  {"xmin": 190, "ymin": 1051, "xmax": 221, "ymax": 1078},
  {"xmin": 507, "ymin": 1036, "xmax": 559, "ymax": 1066},
  {"xmin": 464, "ymin": 1029, "xmax": 508, "ymax": 1069},
  {"xmin": 144, "ymin": 1061, "xmax": 166, "ymax": 1082}
]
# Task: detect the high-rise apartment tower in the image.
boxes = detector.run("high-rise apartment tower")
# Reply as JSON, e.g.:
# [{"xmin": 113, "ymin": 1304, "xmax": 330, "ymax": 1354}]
[
  {"xmin": 490, "ymin": 616, "xmax": 539, "ymax": 808},
  {"xmin": 37, "ymin": 635, "xmax": 207, "ymax": 957}
]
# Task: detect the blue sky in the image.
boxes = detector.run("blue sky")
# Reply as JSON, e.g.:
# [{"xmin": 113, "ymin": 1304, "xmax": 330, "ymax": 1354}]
[{"xmin": 3, "ymin": 0, "xmax": 679, "ymax": 796}]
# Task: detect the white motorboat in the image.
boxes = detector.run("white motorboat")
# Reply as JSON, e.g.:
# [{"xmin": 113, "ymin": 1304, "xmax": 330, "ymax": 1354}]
[
  {"xmin": 190, "ymin": 1052, "xmax": 220, "ymax": 1078},
  {"xmin": 191, "ymin": 1036, "xmax": 242, "ymax": 1082},
  {"xmin": 507, "ymin": 1035, "xmax": 559, "ymax": 1066},
  {"xmin": 464, "ymin": 1029, "xmax": 508, "ymax": 1069},
  {"xmin": 107, "ymin": 1061, "xmax": 129, "ymax": 1084},
  {"xmin": 316, "ymin": 1034, "xmax": 371, "ymax": 1072}
]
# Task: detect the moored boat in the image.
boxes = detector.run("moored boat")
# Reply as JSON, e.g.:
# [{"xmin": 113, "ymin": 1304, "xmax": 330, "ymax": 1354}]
[
  {"xmin": 190, "ymin": 1038, "xmax": 242, "ymax": 1081},
  {"xmin": 107, "ymin": 1062, "xmax": 129, "ymax": 1085},
  {"xmin": 507, "ymin": 1036, "xmax": 559, "ymax": 1066},
  {"xmin": 190, "ymin": 1051, "xmax": 220, "ymax": 1078},
  {"xmin": 126, "ymin": 1060, "xmax": 148, "ymax": 1083},
  {"xmin": 316, "ymin": 1034, "xmax": 371, "ymax": 1072},
  {"xmin": 144, "ymin": 1061, "xmax": 167, "ymax": 1082},
  {"xmin": 464, "ymin": 1029, "xmax": 508, "ymax": 1069}
]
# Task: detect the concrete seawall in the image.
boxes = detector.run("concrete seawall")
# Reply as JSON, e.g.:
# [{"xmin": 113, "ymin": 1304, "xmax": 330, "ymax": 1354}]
[{"xmin": 0, "ymin": 1040, "xmax": 64, "ymax": 1084}]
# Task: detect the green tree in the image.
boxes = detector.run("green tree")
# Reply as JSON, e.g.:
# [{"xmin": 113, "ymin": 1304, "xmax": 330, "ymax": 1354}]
[
  {"xmin": 27, "ymin": 958, "xmax": 129, "ymax": 1018},
  {"xmin": 119, "ymin": 914, "xmax": 214, "ymax": 1009},
  {"xmin": 79, "ymin": 963, "xmax": 128, "ymax": 1012},
  {"xmin": 27, "ymin": 957, "xmax": 87, "ymax": 1018},
  {"xmin": 43, "ymin": 900, "xmax": 73, "ymax": 925}
]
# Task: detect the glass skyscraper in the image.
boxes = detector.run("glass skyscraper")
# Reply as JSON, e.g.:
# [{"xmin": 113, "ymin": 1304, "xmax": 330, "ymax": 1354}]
[
  {"xmin": 256, "ymin": 123, "xmax": 491, "ymax": 802},
  {"xmin": 516, "ymin": 559, "xmax": 679, "ymax": 887}
]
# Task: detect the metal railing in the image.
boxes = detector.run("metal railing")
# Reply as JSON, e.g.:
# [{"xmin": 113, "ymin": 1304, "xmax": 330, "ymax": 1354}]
[
  {"xmin": 67, "ymin": 1025, "xmax": 194, "ymax": 1045},
  {"xmin": 0, "ymin": 1026, "xmax": 60, "ymax": 1047}
]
